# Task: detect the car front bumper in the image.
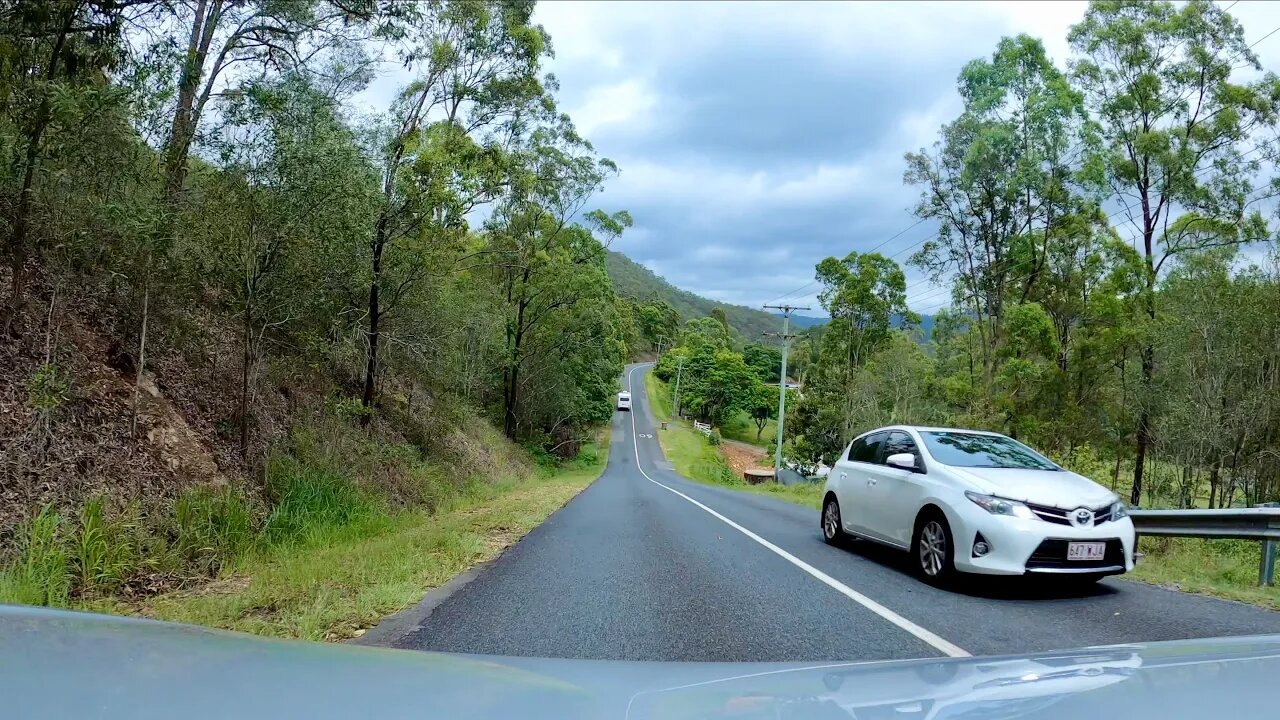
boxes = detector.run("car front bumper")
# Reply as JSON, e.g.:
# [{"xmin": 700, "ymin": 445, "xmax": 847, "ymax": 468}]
[{"xmin": 950, "ymin": 508, "xmax": 1136, "ymax": 576}]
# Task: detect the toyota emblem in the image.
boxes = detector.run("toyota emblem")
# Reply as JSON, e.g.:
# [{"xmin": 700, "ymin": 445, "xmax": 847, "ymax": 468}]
[{"xmin": 1071, "ymin": 508, "xmax": 1094, "ymax": 528}]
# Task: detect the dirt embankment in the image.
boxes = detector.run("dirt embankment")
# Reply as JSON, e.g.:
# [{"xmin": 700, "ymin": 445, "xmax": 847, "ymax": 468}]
[
  {"xmin": 1, "ymin": 280, "xmax": 241, "ymax": 539},
  {"xmin": 718, "ymin": 439, "xmax": 770, "ymax": 479}
]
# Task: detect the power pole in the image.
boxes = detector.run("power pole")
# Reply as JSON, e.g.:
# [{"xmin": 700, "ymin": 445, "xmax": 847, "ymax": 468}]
[
  {"xmin": 671, "ymin": 355, "xmax": 685, "ymax": 418},
  {"xmin": 763, "ymin": 303, "xmax": 809, "ymax": 478}
]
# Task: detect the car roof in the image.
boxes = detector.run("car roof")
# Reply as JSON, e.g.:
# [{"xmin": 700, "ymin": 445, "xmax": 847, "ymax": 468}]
[{"xmin": 855, "ymin": 425, "xmax": 1005, "ymax": 438}]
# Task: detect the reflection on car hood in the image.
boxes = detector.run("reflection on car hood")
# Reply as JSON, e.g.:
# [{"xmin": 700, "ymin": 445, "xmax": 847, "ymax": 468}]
[
  {"xmin": 3, "ymin": 606, "xmax": 1279, "ymax": 719},
  {"xmin": 949, "ymin": 466, "xmax": 1117, "ymax": 509}
]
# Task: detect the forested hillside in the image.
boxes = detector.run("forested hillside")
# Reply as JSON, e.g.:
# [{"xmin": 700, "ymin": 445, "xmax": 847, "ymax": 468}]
[
  {"xmin": 606, "ymin": 250, "xmax": 783, "ymax": 340},
  {"xmin": 0, "ymin": 1, "xmax": 631, "ymax": 608}
]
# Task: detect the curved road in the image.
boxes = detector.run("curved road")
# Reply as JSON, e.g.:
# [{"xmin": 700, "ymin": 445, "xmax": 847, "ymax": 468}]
[{"xmin": 396, "ymin": 363, "xmax": 1280, "ymax": 662}]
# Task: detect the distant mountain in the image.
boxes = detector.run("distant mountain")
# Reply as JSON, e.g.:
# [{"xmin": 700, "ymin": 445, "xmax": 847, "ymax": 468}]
[
  {"xmin": 895, "ymin": 312, "xmax": 934, "ymax": 341},
  {"xmin": 605, "ymin": 251, "xmax": 783, "ymax": 339},
  {"xmin": 605, "ymin": 250, "xmax": 935, "ymax": 343},
  {"xmin": 805, "ymin": 313, "xmax": 934, "ymax": 341}
]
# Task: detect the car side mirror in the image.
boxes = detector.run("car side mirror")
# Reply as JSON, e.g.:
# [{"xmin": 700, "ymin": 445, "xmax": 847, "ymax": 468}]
[{"xmin": 886, "ymin": 453, "xmax": 918, "ymax": 471}]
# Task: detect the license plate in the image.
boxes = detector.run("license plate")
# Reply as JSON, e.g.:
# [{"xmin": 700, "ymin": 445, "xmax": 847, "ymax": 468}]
[{"xmin": 1067, "ymin": 542, "xmax": 1106, "ymax": 561}]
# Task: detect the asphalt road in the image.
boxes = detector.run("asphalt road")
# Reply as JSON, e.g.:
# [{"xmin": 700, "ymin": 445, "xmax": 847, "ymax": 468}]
[{"xmin": 395, "ymin": 363, "xmax": 1280, "ymax": 662}]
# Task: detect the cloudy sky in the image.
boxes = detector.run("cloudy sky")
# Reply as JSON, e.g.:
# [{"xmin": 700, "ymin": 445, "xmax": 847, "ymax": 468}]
[
  {"xmin": 528, "ymin": 0, "xmax": 1280, "ymax": 314},
  {"xmin": 359, "ymin": 1, "xmax": 1280, "ymax": 315}
]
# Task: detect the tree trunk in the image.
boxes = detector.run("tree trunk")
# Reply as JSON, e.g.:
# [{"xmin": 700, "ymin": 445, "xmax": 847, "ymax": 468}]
[
  {"xmin": 1208, "ymin": 461, "xmax": 1220, "ymax": 509},
  {"xmin": 128, "ymin": 286, "xmax": 149, "ymax": 439},
  {"xmin": 1131, "ymin": 333, "xmax": 1156, "ymax": 506},
  {"xmin": 503, "ymin": 362, "xmax": 519, "ymax": 439},
  {"xmin": 4, "ymin": 9, "xmax": 73, "ymax": 333},
  {"xmin": 163, "ymin": 0, "xmax": 215, "ymax": 209},
  {"xmin": 239, "ymin": 295, "xmax": 252, "ymax": 458},
  {"xmin": 503, "ymin": 292, "xmax": 529, "ymax": 440},
  {"xmin": 360, "ymin": 225, "xmax": 384, "ymax": 419}
]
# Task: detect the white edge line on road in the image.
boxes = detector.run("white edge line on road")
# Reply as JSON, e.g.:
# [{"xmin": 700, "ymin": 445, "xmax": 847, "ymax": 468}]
[{"xmin": 625, "ymin": 364, "xmax": 971, "ymax": 659}]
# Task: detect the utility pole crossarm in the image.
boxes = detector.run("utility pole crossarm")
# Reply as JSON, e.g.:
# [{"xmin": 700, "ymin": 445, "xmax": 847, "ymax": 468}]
[{"xmin": 762, "ymin": 303, "xmax": 809, "ymax": 480}]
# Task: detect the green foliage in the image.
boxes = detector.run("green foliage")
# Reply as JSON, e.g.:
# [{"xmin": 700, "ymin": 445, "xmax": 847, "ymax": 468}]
[
  {"xmin": 604, "ymin": 250, "xmax": 783, "ymax": 340},
  {"xmin": 326, "ymin": 395, "xmax": 373, "ymax": 423},
  {"xmin": 0, "ymin": 507, "xmax": 70, "ymax": 607},
  {"xmin": 174, "ymin": 487, "xmax": 256, "ymax": 575},
  {"xmin": 27, "ymin": 363, "xmax": 69, "ymax": 413},
  {"xmin": 708, "ymin": 428, "xmax": 722, "ymax": 446},
  {"xmin": 743, "ymin": 343, "xmax": 782, "ymax": 383},
  {"xmin": 263, "ymin": 456, "xmax": 375, "ymax": 545}
]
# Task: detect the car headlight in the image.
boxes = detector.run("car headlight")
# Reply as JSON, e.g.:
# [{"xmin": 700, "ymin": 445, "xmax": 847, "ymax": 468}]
[
  {"xmin": 1109, "ymin": 501, "xmax": 1128, "ymax": 520},
  {"xmin": 965, "ymin": 491, "xmax": 1036, "ymax": 520}
]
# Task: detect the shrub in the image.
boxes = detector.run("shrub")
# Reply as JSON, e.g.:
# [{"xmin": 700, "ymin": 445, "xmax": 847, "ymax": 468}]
[
  {"xmin": 174, "ymin": 487, "xmax": 256, "ymax": 575},
  {"xmin": 263, "ymin": 456, "xmax": 373, "ymax": 544},
  {"xmin": 0, "ymin": 506, "xmax": 71, "ymax": 607},
  {"xmin": 73, "ymin": 499, "xmax": 141, "ymax": 593},
  {"xmin": 709, "ymin": 428, "xmax": 723, "ymax": 446},
  {"xmin": 28, "ymin": 363, "xmax": 70, "ymax": 413},
  {"xmin": 325, "ymin": 394, "xmax": 371, "ymax": 423}
]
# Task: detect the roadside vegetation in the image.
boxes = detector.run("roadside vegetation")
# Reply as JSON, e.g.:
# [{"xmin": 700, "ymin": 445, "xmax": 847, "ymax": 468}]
[
  {"xmin": 0, "ymin": 1, "xmax": 636, "ymax": 630},
  {"xmin": 1, "ymin": 412, "xmax": 609, "ymax": 639},
  {"xmin": 645, "ymin": 372, "xmax": 819, "ymax": 508}
]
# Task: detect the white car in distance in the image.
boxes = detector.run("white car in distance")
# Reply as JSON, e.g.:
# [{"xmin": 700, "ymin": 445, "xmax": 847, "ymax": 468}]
[
  {"xmin": 616, "ymin": 391, "xmax": 632, "ymax": 412},
  {"xmin": 821, "ymin": 426, "xmax": 1135, "ymax": 585}
]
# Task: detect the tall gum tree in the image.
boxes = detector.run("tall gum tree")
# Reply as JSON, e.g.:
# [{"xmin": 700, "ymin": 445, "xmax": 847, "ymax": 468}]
[{"xmin": 1068, "ymin": 0, "xmax": 1280, "ymax": 504}]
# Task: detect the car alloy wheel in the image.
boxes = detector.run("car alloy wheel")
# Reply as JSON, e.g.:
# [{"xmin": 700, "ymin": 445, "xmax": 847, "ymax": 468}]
[
  {"xmin": 822, "ymin": 497, "xmax": 843, "ymax": 544},
  {"xmin": 918, "ymin": 520, "xmax": 947, "ymax": 577}
]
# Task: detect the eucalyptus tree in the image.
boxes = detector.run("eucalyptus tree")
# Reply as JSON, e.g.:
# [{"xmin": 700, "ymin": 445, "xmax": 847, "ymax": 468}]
[
  {"xmin": 1068, "ymin": 0, "xmax": 1280, "ymax": 503},
  {"xmin": 487, "ymin": 109, "xmax": 629, "ymax": 438},
  {"xmin": 358, "ymin": 0, "xmax": 548, "ymax": 415},
  {"xmin": 812, "ymin": 250, "xmax": 912, "ymax": 438},
  {"xmin": 193, "ymin": 76, "xmax": 377, "ymax": 456},
  {"xmin": 0, "ymin": 0, "xmax": 132, "ymax": 332},
  {"xmin": 906, "ymin": 34, "xmax": 1098, "ymax": 389}
]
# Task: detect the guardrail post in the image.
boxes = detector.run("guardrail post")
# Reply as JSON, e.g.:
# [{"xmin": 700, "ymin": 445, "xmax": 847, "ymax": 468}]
[{"xmin": 1259, "ymin": 502, "xmax": 1279, "ymax": 587}]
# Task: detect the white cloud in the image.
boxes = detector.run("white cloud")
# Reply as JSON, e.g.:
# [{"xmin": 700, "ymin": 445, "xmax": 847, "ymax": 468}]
[{"xmin": 568, "ymin": 79, "xmax": 658, "ymax": 138}]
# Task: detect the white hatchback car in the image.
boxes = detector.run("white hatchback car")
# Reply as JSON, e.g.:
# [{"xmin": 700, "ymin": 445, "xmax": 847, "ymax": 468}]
[{"xmin": 821, "ymin": 426, "xmax": 1135, "ymax": 585}]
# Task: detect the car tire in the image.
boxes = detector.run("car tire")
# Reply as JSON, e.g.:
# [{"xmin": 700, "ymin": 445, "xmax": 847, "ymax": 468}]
[
  {"xmin": 912, "ymin": 511, "xmax": 955, "ymax": 586},
  {"xmin": 821, "ymin": 495, "xmax": 846, "ymax": 545}
]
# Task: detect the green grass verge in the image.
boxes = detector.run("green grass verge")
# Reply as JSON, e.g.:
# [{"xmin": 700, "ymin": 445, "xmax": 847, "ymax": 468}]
[
  {"xmin": 644, "ymin": 370, "xmax": 821, "ymax": 509},
  {"xmin": 719, "ymin": 411, "xmax": 776, "ymax": 449},
  {"xmin": 4, "ymin": 428, "xmax": 610, "ymax": 642},
  {"xmin": 122, "ymin": 436, "xmax": 608, "ymax": 641},
  {"xmin": 1128, "ymin": 536, "xmax": 1280, "ymax": 611}
]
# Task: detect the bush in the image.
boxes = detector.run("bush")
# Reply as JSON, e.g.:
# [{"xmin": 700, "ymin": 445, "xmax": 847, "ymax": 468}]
[
  {"xmin": 708, "ymin": 428, "xmax": 722, "ymax": 446},
  {"xmin": 174, "ymin": 487, "xmax": 256, "ymax": 574},
  {"xmin": 263, "ymin": 455, "xmax": 373, "ymax": 544},
  {"xmin": 0, "ymin": 506, "xmax": 71, "ymax": 607},
  {"xmin": 73, "ymin": 499, "xmax": 141, "ymax": 593}
]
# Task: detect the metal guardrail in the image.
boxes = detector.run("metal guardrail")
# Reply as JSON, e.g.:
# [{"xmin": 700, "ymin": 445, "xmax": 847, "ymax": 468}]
[{"xmin": 1129, "ymin": 503, "xmax": 1280, "ymax": 586}]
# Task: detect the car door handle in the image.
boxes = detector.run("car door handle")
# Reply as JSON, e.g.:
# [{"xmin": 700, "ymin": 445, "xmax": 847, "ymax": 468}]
[
  {"xmin": 867, "ymin": 478, "xmax": 877, "ymax": 486},
  {"xmin": 839, "ymin": 472, "xmax": 846, "ymax": 481}
]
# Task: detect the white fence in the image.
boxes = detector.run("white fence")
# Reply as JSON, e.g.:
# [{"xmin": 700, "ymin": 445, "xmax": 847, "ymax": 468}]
[{"xmin": 693, "ymin": 420, "xmax": 712, "ymax": 437}]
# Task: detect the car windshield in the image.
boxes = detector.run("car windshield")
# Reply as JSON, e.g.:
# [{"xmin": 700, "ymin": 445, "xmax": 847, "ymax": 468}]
[
  {"xmin": 921, "ymin": 432, "xmax": 1059, "ymax": 470},
  {"xmin": 12, "ymin": 1, "xmax": 1280, "ymax": 711}
]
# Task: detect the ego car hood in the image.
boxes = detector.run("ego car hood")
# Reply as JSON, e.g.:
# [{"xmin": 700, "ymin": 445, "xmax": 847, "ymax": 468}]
[{"xmin": 3, "ymin": 606, "xmax": 1280, "ymax": 719}]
